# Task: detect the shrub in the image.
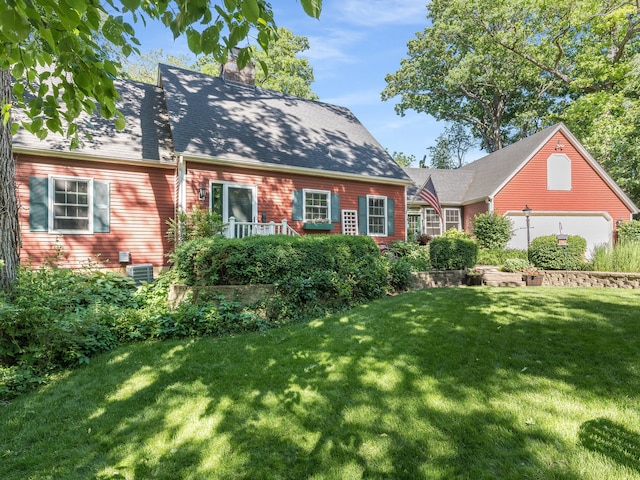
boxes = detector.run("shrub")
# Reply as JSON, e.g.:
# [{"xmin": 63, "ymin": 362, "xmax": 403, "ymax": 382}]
[
  {"xmin": 592, "ymin": 241, "xmax": 640, "ymax": 273},
  {"xmin": 387, "ymin": 258, "xmax": 414, "ymax": 291},
  {"xmin": 166, "ymin": 205, "xmax": 224, "ymax": 244},
  {"xmin": 617, "ymin": 220, "xmax": 640, "ymax": 243},
  {"xmin": 429, "ymin": 235, "xmax": 478, "ymax": 270},
  {"xmin": 500, "ymin": 258, "xmax": 531, "ymax": 272},
  {"xmin": 528, "ymin": 235, "xmax": 588, "ymax": 270},
  {"xmin": 477, "ymin": 248, "xmax": 527, "ymax": 265},
  {"xmin": 388, "ymin": 241, "xmax": 431, "ymax": 271},
  {"xmin": 472, "ymin": 212, "xmax": 514, "ymax": 249}
]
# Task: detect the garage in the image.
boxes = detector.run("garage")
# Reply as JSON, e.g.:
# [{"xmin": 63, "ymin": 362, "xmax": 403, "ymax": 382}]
[{"xmin": 506, "ymin": 212, "xmax": 613, "ymax": 257}]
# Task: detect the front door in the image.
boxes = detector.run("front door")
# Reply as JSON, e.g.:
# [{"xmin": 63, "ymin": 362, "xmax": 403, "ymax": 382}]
[
  {"xmin": 227, "ymin": 185, "xmax": 254, "ymax": 223},
  {"xmin": 211, "ymin": 182, "xmax": 257, "ymax": 223}
]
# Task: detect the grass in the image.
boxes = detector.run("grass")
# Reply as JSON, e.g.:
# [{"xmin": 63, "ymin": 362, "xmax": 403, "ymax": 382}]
[
  {"xmin": 2, "ymin": 287, "xmax": 640, "ymax": 479},
  {"xmin": 592, "ymin": 241, "xmax": 640, "ymax": 273}
]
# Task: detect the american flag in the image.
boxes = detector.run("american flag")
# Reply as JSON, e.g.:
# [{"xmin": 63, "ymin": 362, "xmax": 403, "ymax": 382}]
[{"xmin": 418, "ymin": 176, "xmax": 442, "ymax": 217}]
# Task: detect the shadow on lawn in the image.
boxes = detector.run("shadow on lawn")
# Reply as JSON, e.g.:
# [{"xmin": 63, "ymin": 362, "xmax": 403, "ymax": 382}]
[
  {"xmin": 1, "ymin": 287, "xmax": 639, "ymax": 479},
  {"xmin": 579, "ymin": 418, "xmax": 640, "ymax": 473}
]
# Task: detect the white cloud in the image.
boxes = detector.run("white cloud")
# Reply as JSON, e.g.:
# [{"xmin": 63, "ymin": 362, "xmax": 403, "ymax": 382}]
[{"xmin": 333, "ymin": 0, "xmax": 428, "ymax": 27}]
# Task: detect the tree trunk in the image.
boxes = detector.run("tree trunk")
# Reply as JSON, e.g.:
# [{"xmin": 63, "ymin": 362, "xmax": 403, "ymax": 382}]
[{"xmin": 0, "ymin": 68, "xmax": 20, "ymax": 291}]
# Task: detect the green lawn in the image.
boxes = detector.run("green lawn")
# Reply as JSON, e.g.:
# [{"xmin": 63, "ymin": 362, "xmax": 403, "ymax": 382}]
[{"xmin": 2, "ymin": 287, "xmax": 640, "ymax": 479}]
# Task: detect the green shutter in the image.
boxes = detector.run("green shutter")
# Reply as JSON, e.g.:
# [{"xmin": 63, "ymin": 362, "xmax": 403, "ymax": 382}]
[
  {"xmin": 358, "ymin": 196, "xmax": 367, "ymax": 235},
  {"xmin": 29, "ymin": 176, "xmax": 49, "ymax": 231},
  {"xmin": 330, "ymin": 193, "xmax": 340, "ymax": 222},
  {"xmin": 292, "ymin": 190, "xmax": 303, "ymax": 221},
  {"xmin": 93, "ymin": 181, "xmax": 110, "ymax": 233},
  {"xmin": 386, "ymin": 198, "xmax": 395, "ymax": 236}
]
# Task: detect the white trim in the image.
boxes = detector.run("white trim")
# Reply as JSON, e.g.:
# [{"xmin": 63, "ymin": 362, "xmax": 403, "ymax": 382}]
[
  {"xmin": 443, "ymin": 207, "xmax": 462, "ymax": 231},
  {"xmin": 182, "ymin": 153, "xmax": 413, "ymax": 186},
  {"xmin": 48, "ymin": 175, "xmax": 94, "ymax": 234},
  {"xmin": 14, "ymin": 147, "xmax": 176, "ymax": 169},
  {"xmin": 177, "ymin": 156, "xmax": 187, "ymax": 213},
  {"xmin": 302, "ymin": 188, "xmax": 331, "ymax": 222},
  {"xmin": 209, "ymin": 180, "xmax": 258, "ymax": 223}
]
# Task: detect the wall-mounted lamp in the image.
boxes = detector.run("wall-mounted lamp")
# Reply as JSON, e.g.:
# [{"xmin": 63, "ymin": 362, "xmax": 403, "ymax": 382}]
[
  {"xmin": 616, "ymin": 218, "xmax": 624, "ymax": 228},
  {"xmin": 523, "ymin": 205, "xmax": 532, "ymax": 248},
  {"xmin": 198, "ymin": 185, "xmax": 207, "ymax": 201},
  {"xmin": 555, "ymin": 139, "xmax": 565, "ymax": 151}
]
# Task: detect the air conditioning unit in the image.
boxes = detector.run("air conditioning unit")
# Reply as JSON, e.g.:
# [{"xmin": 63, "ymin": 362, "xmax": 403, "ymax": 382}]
[{"xmin": 126, "ymin": 264, "xmax": 154, "ymax": 285}]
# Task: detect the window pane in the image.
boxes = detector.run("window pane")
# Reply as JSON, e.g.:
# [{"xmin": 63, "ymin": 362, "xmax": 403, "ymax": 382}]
[
  {"xmin": 444, "ymin": 208, "xmax": 460, "ymax": 231},
  {"xmin": 52, "ymin": 178, "xmax": 91, "ymax": 232},
  {"xmin": 368, "ymin": 197, "xmax": 386, "ymax": 235},
  {"xmin": 425, "ymin": 208, "xmax": 441, "ymax": 236},
  {"xmin": 304, "ymin": 192, "xmax": 329, "ymax": 221}
]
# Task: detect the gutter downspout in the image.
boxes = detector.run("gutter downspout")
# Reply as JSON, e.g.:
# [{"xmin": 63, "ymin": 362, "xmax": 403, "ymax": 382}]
[{"xmin": 177, "ymin": 155, "xmax": 186, "ymax": 213}]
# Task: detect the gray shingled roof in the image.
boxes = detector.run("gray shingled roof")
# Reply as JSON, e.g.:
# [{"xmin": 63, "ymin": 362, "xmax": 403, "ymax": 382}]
[
  {"xmin": 404, "ymin": 168, "xmax": 475, "ymax": 204},
  {"xmin": 457, "ymin": 124, "xmax": 559, "ymax": 202},
  {"xmin": 406, "ymin": 123, "xmax": 638, "ymax": 213},
  {"xmin": 158, "ymin": 64, "xmax": 411, "ymax": 183},
  {"xmin": 13, "ymin": 79, "xmax": 175, "ymax": 164},
  {"xmin": 405, "ymin": 124, "xmax": 560, "ymax": 206}
]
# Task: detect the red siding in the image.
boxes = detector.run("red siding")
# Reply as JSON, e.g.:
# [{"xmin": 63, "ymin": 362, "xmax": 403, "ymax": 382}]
[
  {"xmin": 186, "ymin": 163, "xmax": 407, "ymax": 243},
  {"xmin": 494, "ymin": 132, "xmax": 632, "ymax": 224},
  {"xmin": 463, "ymin": 201, "xmax": 489, "ymax": 233},
  {"xmin": 16, "ymin": 154, "xmax": 175, "ymax": 269}
]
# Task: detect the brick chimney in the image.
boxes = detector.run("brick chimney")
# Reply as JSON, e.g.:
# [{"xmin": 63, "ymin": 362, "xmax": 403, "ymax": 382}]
[{"xmin": 219, "ymin": 48, "xmax": 255, "ymax": 86}]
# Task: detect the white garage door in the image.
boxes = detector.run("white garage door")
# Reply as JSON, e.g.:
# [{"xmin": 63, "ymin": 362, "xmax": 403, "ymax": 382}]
[{"xmin": 506, "ymin": 213, "xmax": 612, "ymax": 258}]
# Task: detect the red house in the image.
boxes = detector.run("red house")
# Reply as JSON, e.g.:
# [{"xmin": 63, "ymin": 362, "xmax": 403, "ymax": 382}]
[
  {"xmin": 14, "ymin": 63, "xmax": 411, "ymax": 271},
  {"xmin": 405, "ymin": 123, "xmax": 638, "ymax": 256}
]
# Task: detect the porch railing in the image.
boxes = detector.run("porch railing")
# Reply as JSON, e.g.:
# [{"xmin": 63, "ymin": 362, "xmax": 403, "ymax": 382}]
[{"xmin": 224, "ymin": 217, "xmax": 299, "ymax": 239}]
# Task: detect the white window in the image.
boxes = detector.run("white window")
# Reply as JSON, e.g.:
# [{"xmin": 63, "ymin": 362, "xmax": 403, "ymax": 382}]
[
  {"xmin": 408, "ymin": 212, "xmax": 421, "ymax": 236},
  {"xmin": 50, "ymin": 177, "xmax": 92, "ymax": 233},
  {"xmin": 368, "ymin": 196, "xmax": 387, "ymax": 236},
  {"xmin": 424, "ymin": 208, "xmax": 442, "ymax": 236},
  {"xmin": 547, "ymin": 154, "xmax": 572, "ymax": 190},
  {"xmin": 444, "ymin": 208, "xmax": 461, "ymax": 232},
  {"xmin": 304, "ymin": 189, "xmax": 331, "ymax": 222}
]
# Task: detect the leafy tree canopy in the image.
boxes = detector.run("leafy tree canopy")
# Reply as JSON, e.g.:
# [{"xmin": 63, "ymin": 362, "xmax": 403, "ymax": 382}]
[
  {"xmin": 196, "ymin": 27, "xmax": 318, "ymax": 100},
  {"xmin": 382, "ymin": 0, "xmax": 640, "ymax": 202}
]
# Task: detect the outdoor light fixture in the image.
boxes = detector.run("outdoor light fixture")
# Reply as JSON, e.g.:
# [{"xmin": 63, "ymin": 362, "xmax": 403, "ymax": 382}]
[
  {"xmin": 523, "ymin": 205, "xmax": 532, "ymax": 248},
  {"xmin": 555, "ymin": 139, "xmax": 565, "ymax": 151},
  {"xmin": 198, "ymin": 185, "xmax": 207, "ymax": 201}
]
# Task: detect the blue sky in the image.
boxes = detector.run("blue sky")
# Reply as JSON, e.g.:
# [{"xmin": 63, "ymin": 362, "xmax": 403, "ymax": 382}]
[{"xmin": 133, "ymin": 0, "xmax": 454, "ymax": 164}]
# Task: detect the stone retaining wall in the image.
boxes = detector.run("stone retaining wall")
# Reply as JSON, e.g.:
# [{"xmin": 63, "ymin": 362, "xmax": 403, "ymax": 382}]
[
  {"xmin": 409, "ymin": 270, "xmax": 640, "ymax": 289},
  {"xmin": 169, "ymin": 284, "xmax": 274, "ymax": 308},
  {"xmin": 543, "ymin": 271, "xmax": 640, "ymax": 288},
  {"xmin": 409, "ymin": 270, "xmax": 467, "ymax": 289}
]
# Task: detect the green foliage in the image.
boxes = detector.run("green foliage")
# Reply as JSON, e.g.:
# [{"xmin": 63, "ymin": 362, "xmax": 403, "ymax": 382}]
[
  {"xmin": 500, "ymin": 258, "xmax": 531, "ymax": 272},
  {"xmin": 477, "ymin": 248, "xmax": 527, "ymax": 265},
  {"xmin": 591, "ymin": 241, "xmax": 640, "ymax": 273},
  {"xmin": 197, "ymin": 27, "xmax": 319, "ymax": 100},
  {"xmin": 528, "ymin": 235, "xmax": 588, "ymax": 270},
  {"xmin": 166, "ymin": 205, "xmax": 224, "ymax": 244},
  {"xmin": 382, "ymin": 0, "xmax": 640, "ymax": 204},
  {"xmin": 388, "ymin": 240, "xmax": 431, "ymax": 271},
  {"xmin": 472, "ymin": 212, "xmax": 514, "ymax": 249},
  {"xmin": 390, "ymin": 151, "xmax": 416, "ymax": 167},
  {"xmin": 617, "ymin": 220, "xmax": 640, "ymax": 243},
  {"xmin": 386, "ymin": 258, "xmax": 414, "ymax": 292},
  {"xmin": 429, "ymin": 235, "xmax": 478, "ymax": 270},
  {"xmin": 171, "ymin": 235, "xmax": 390, "ymax": 322}
]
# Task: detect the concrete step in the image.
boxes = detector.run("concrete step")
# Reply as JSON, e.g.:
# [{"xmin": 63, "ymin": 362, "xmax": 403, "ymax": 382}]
[{"xmin": 481, "ymin": 271, "xmax": 525, "ymax": 287}]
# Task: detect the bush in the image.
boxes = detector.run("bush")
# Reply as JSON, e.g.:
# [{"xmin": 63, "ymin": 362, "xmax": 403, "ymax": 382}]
[
  {"xmin": 166, "ymin": 205, "xmax": 224, "ymax": 244},
  {"xmin": 500, "ymin": 258, "xmax": 531, "ymax": 272},
  {"xmin": 528, "ymin": 235, "xmax": 588, "ymax": 270},
  {"xmin": 617, "ymin": 220, "xmax": 640, "ymax": 243},
  {"xmin": 429, "ymin": 235, "xmax": 478, "ymax": 270},
  {"xmin": 388, "ymin": 241, "xmax": 431, "ymax": 271},
  {"xmin": 472, "ymin": 212, "xmax": 514, "ymax": 249},
  {"xmin": 387, "ymin": 258, "xmax": 414, "ymax": 291},
  {"xmin": 592, "ymin": 241, "xmax": 640, "ymax": 273},
  {"xmin": 477, "ymin": 248, "xmax": 527, "ymax": 265}
]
